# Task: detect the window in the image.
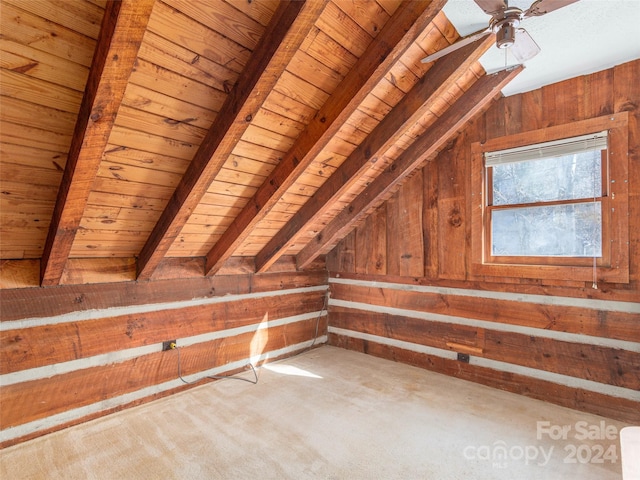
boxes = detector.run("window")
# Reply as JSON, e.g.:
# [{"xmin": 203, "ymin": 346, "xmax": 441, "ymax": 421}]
[
  {"xmin": 487, "ymin": 131, "xmax": 607, "ymax": 263},
  {"xmin": 471, "ymin": 113, "xmax": 629, "ymax": 283}
]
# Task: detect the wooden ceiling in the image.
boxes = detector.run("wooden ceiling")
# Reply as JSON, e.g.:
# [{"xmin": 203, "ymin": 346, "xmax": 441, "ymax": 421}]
[{"xmin": 0, "ymin": 0, "xmax": 520, "ymax": 287}]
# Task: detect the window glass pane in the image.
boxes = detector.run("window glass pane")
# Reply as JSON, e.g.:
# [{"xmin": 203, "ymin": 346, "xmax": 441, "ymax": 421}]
[
  {"xmin": 492, "ymin": 150, "xmax": 602, "ymax": 206},
  {"xmin": 491, "ymin": 202, "xmax": 602, "ymax": 257}
]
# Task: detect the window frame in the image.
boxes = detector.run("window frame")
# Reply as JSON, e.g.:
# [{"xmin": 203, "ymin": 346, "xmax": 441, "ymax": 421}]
[{"xmin": 471, "ymin": 113, "xmax": 629, "ymax": 283}]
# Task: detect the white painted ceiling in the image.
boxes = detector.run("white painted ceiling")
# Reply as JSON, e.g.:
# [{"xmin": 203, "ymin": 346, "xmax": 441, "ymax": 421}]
[{"xmin": 442, "ymin": 0, "xmax": 640, "ymax": 96}]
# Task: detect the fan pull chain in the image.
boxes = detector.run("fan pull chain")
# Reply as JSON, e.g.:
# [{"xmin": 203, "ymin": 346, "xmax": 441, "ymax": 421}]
[{"xmin": 591, "ymin": 142, "xmax": 598, "ymax": 290}]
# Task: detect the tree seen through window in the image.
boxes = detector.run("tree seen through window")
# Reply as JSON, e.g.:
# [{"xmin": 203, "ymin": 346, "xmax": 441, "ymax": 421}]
[{"xmin": 489, "ymin": 150, "xmax": 603, "ymax": 257}]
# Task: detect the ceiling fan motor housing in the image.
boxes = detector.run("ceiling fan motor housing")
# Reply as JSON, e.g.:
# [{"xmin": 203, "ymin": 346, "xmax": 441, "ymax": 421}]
[
  {"xmin": 490, "ymin": 8, "xmax": 523, "ymax": 49},
  {"xmin": 496, "ymin": 23, "xmax": 516, "ymax": 48}
]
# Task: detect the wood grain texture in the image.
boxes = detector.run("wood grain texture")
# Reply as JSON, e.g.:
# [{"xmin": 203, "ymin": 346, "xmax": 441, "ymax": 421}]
[
  {"xmin": 327, "ymin": 62, "xmax": 640, "ymax": 422},
  {"xmin": 136, "ymin": 0, "xmax": 324, "ymax": 281},
  {"xmin": 330, "ymin": 306, "xmax": 640, "ymax": 390},
  {"xmin": 329, "ymin": 333, "xmax": 640, "ymax": 424},
  {"xmin": 2, "ymin": 0, "xmax": 638, "ymax": 450},
  {"xmin": 1, "ymin": 267, "xmax": 327, "ymax": 443},
  {"xmin": 2, "ymin": 0, "xmax": 104, "ymax": 40},
  {"xmin": 0, "ymin": 69, "xmax": 82, "ymax": 113},
  {"xmin": 386, "ymin": 172, "xmax": 424, "ymax": 276},
  {"xmin": 1, "ymin": 317, "xmax": 326, "ymax": 429},
  {"xmin": 1, "ymin": 290, "xmax": 324, "ymax": 374},
  {"xmin": 297, "ymin": 67, "xmax": 522, "ymax": 268},
  {"xmin": 40, "ymin": 0, "xmax": 155, "ymax": 286},
  {"xmin": 0, "ymin": 2, "xmax": 98, "ymax": 67},
  {"xmin": 326, "ymin": 61, "xmax": 640, "ymax": 425},
  {"xmin": 205, "ymin": 0, "xmax": 448, "ymax": 276},
  {"xmin": 355, "ymin": 205, "xmax": 387, "ymax": 275},
  {"xmin": 437, "ymin": 129, "xmax": 469, "ymax": 280},
  {"xmin": 0, "ymin": 344, "xmax": 313, "ymax": 449},
  {"xmin": 470, "ymin": 113, "xmax": 629, "ymax": 283},
  {"xmin": 613, "ymin": 60, "xmax": 640, "ymax": 286},
  {"xmin": 329, "ymin": 282, "xmax": 640, "ymax": 342},
  {"xmin": 423, "ymin": 150, "xmax": 439, "ymax": 278},
  {"xmin": 1, "ymin": 269, "xmax": 327, "ymax": 320},
  {"xmin": 169, "ymin": 0, "xmax": 265, "ymax": 50},
  {"xmin": 328, "ymin": 62, "xmax": 639, "ymax": 289},
  {"xmin": 255, "ymin": 34, "xmax": 494, "ymax": 272}
]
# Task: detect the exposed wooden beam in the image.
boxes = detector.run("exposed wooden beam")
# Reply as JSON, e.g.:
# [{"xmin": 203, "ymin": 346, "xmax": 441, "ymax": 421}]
[
  {"xmin": 40, "ymin": 0, "xmax": 155, "ymax": 286},
  {"xmin": 296, "ymin": 66, "xmax": 523, "ymax": 269},
  {"xmin": 255, "ymin": 35, "xmax": 495, "ymax": 273},
  {"xmin": 204, "ymin": 0, "xmax": 448, "ymax": 276},
  {"xmin": 135, "ymin": 0, "xmax": 326, "ymax": 281}
]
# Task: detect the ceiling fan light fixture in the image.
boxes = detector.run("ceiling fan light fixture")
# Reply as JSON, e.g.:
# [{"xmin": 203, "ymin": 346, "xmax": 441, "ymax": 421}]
[{"xmin": 420, "ymin": 0, "xmax": 578, "ymax": 65}]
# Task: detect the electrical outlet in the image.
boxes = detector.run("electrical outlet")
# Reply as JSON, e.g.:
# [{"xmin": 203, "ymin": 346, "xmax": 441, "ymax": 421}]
[
  {"xmin": 162, "ymin": 340, "xmax": 176, "ymax": 351},
  {"xmin": 457, "ymin": 352, "xmax": 470, "ymax": 363}
]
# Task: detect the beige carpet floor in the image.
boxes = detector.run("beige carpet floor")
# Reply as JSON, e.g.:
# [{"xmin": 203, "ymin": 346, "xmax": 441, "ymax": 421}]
[{"xmin": 0, "ymin": 345, "xmax": 627, "ymax": 479}]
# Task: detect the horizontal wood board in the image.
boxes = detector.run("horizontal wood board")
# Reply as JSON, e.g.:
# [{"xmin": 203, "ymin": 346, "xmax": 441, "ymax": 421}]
[
  {"xmin": 0, "ymin": 0, "xmax": 485, "ymax": 286},
  {"xmin": 330, "ymin": 333, "xmax": 640, "ymax": 425},
  {"xmin": 326, "ymin": 61, "xmax": 640, "ymax": 423},
  {"xmin": 0, "ymin": 269, "xmax": 328, "ymax": 445},
  {"xmin": 0, "ymin": 1, "xmax": 102, "ymax": 259}
]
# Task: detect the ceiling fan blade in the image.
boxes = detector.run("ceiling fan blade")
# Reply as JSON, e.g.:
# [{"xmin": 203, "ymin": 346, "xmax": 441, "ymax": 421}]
[
  {"xmin": 421, "ymin": 28, "xmax": 490, "ymax": 64},
  {"xmin": 474, "ymin": 0, "xmax": 508, "ymax": 15},
  {"xmin": 510, "ymin": 28, "xmax": 541, "ymax": 63},
  {"xmin": 524, "ymin": 0, "xmax": 580, "ymax": 18}
]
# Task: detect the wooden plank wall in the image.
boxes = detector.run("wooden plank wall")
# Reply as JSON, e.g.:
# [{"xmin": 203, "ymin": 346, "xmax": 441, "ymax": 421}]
[
  {"xmin": 0, "ymin": 0, "xmax": 103, "ymax": 259},
  {"xmin": 0, "ymin": 270, "xmax": 328, "ymax": 447},
  {"xmin": 326, "ymin": 60, "xmax": 640, "ymax": 424}
]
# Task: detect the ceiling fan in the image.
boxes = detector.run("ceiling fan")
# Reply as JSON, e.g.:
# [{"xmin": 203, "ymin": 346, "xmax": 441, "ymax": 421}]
[{"xmin": 421, "ymin": 0, "xmax": 580, "ymax": 64}]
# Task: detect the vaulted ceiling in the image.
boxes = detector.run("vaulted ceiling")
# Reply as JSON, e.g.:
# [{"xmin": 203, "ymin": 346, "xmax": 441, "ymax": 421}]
[{"xmin": 0, "ymin": 0, "xmax": 521, "ymax": 286}]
